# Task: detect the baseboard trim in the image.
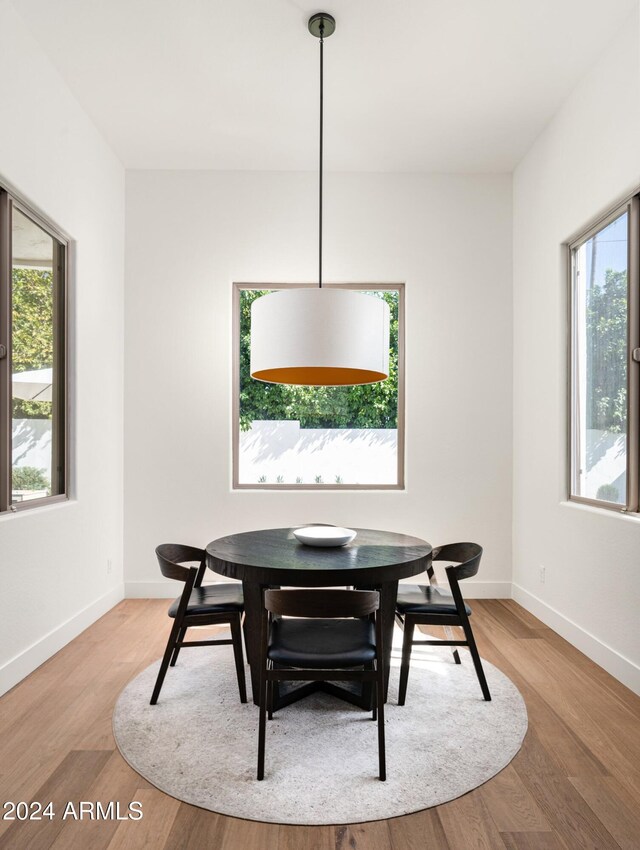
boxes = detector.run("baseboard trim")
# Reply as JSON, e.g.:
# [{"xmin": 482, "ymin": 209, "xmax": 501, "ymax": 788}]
[
  {"xmin": 0, "ymin": 584, "xmax": 125, "ymax": 697},
  {"xmin": 126, "ymin": 579, "xmax": 512, "ymax": 600},
  {"xmin": 512, "ymin": 583, "xmax": 640, "ymax": 695},
  {"xmin": 125, "ymin": 580, "xmax": 178, "ymax": 598},
  {"xmin": 459, "ymin": 581, "xmax": 512, "ymax": 599},
  {"xmin": 124, "ymin": 579, "xmax": 241, "ymax": 598}
]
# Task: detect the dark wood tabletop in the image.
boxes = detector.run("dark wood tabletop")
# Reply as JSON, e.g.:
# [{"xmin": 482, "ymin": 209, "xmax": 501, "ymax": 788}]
[
  {"xmin": 205, "ymin": 526, "xmax": 431, "ymax": 586},
  {"xmin": 206, "ymin": 527, "xmax": 432, "ymax": 708}
]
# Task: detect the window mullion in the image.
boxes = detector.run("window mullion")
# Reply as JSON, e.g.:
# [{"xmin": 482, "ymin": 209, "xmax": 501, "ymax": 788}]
[
  {"xmin": 627, "ymin": 195, "xmax": 640, "ymax": 512},
  {"xmin": 54, "ymin": 240, "xmax": 67, "ymax": 497},
  {"xmin": 0, "ymin": 192, "xmax": 11, "ymax": 512}
]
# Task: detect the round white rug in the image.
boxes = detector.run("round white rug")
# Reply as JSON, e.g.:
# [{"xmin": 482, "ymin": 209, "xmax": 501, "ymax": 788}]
[{"xmin": 113, "ymin": 629, "xmax": 527, "ymax": 824}]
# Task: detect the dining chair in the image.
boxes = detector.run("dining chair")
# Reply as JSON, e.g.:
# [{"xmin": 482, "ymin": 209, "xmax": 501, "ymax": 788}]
[
  {"xmin": 257, "ymin": 588, "xmax": 386, "ymax": 781},
  {"xmin": 395, "ymin": 542, "xmax": 491, "ymax": 704},
  {"xmin": 150, "ymin": 544, "xmax": 247, "ymax": 705}
]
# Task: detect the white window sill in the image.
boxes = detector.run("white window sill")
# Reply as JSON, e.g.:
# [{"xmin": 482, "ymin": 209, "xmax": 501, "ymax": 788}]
[
  {"xmin": 560, "ymin": 500, "xmax": 640, "ymax": 523},
  {"xmin": 0, "ymin": 497, "xmax": 75, "ymax": 522}
]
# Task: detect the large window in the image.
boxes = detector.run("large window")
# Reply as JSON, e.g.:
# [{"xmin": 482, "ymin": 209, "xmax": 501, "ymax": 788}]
[
  {"xmin": 0, "ymin": 189, "xmax": 68, "ymax": 512},
  {"xmin": 569, "ymin": 195, "xmax": 639, "ymax": 511},
  {"xmin": 233, "ymin": 283, "xmax": 404, "ymax": 489}
]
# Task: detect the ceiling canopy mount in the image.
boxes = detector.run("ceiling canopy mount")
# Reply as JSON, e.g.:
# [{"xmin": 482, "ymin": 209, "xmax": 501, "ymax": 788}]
[{"xmin": 307, "ymin": 13, "xmax": 336, "ymax": 39}]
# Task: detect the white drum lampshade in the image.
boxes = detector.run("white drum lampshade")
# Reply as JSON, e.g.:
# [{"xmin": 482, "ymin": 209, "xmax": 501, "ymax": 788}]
[
  {"xmin": 250, "ymin": 288, "xmax": 390, "ymax": 386},
  {"xmin": 248, "ymin": 17, "xmax": 391, "ymax": 388}
]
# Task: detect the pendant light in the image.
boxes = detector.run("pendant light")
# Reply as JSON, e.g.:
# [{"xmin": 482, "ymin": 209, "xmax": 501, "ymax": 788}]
[{"xmin": 250, "ymin": 12, "xmax": 390, "ymax": 387}]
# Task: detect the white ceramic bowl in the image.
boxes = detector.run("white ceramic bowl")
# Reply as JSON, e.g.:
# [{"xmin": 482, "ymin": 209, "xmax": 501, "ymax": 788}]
[{"xmin": 293, "ymin": 526, "xmax": 357, "ymax": 547}]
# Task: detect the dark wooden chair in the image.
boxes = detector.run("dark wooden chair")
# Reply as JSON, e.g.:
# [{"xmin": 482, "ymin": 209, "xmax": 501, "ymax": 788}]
[
  {"xmin": 150, "ymin": 544, "xmax": 247, "ymax": 705},
  {"xmin": 395, "ymin": 542, "xmax": 491, "ymax": 705},
  {"xmin": 257, "ymin": 589, "xmax": 386, "ymax": 781}
]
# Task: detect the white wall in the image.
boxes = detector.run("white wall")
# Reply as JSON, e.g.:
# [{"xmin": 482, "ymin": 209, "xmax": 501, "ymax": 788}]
[
  {"xmin": 0, "ymin": 1, "xmax": 125, "ymax": 694},
  {"xmin": 512, "ymin": 9, "xmax": 640, "ymax": 692},
  {"xmin": 1, "ymin": 0, "xmax": 637, "ymax": 701},
  {"xmin": 124, "ymin": 170, "xmax": 513, "ymax": 597}
]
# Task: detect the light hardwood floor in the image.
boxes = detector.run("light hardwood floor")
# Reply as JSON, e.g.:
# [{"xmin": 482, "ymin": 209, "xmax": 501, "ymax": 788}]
[{"xmin": 0, "ymin": 599, "xmax": 639, "ymax": 850}]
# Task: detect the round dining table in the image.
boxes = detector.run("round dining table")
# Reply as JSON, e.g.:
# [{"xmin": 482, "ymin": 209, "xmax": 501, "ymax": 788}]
[{"xmin": 206, "ymin": 527, "xmax": 432, "ymax": 709}]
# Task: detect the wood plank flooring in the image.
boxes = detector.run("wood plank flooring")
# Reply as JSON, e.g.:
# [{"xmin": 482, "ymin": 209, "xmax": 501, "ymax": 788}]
[{"xmin": 0, "ymin": 599, "xmax": 638, "ymax": 850}]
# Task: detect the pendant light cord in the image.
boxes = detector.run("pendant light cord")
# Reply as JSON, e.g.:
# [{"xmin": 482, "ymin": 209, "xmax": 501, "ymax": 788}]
[{"xmin": 319, "ymin": 22, "xmax": 324, "ymax": 288}]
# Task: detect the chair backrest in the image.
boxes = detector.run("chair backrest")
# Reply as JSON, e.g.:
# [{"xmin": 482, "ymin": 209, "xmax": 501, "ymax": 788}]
[
  {"xmin": 155, "ymin": 543, "xmax": 206, "ymax": 583},
  {"xmin": 264, "ymin": 588, "xmax": 379, "ymax": 619},
  {"xmin": 433, "ymin": 542, "xmax": 483, "ymax": 582}
]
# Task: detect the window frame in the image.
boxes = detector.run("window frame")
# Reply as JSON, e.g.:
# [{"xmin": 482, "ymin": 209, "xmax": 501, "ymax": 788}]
[
  {"xmin": 232, "ymin": 281, "xmax": 405, "ymax": 490},
  {"xmin": 0, "ymin": 186, "xmax": 70, "ymax": 513},
  {"xmin": 567, "ymin": 192, "xmax": 640, "ymax": 514}
]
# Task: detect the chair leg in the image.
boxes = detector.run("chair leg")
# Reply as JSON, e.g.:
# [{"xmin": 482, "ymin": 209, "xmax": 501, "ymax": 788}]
[
  {"xmin": 362, "ymin": 661, "xmax": 378, "ymax": 723},
  {"xmin": 230, "ymin": 615, "xmax": 248, "ymax": 703},
  {"xmin": 150, "ymin": 617, "xmax": 183, "ymax": 705},
  {"xmin": 267, "ymin": 678, "xmax": 274, "ymax": 720},
  {"xmin": 398, "ymin": 619, "xmax": 414, "ymax": 706},
  {"xmin": 169, "ymin": 626, "xmax": 187, "ymax": 667},
  {"xmin": 257, "ymin": 669, "xmax": 268, "ymax": 780},
  {"xmin": 462, "ymin": 620, "xmax": 491, "ymax": 701},
  {"xmin": 376, "ymin": 674, "xmax": 386, "ymax": 781},
  {"xmin": 242, "ymin": 610, "xmax": 248, "ymax": 652}
]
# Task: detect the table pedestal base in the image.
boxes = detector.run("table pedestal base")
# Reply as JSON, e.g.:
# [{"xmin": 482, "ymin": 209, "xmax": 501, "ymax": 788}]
[
  {"xmin": 272, "ymin": 678, "xmax": 373, "ymax": 711},
  {"xmin": 242, "ymin": 579, "xmax": 398, "ymax": 711}
]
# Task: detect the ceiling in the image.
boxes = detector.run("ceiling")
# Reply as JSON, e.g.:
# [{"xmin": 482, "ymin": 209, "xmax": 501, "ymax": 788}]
[{"xmin": 13, "ymin": 0, "xmax": 637, "ymax": 172}]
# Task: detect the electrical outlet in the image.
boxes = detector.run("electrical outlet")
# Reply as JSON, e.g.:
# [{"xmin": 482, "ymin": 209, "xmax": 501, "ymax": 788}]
[
  {"xmin": 539, "ymin": 565, "xmax": 545, "ymax": 584},
  {"xmin": 106, "ymin": 558, "xmax": 113, "ymax": 575}
]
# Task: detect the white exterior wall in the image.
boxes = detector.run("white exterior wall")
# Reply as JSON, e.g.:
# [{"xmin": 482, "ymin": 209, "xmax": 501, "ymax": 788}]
[
  {"xmin": 512, "ymin": 9, "xmax": 640, "ymax": 692},
  {"xmin": 238, "ymin": 421, "xmax": 398, "ymax": 486},
  {"xmin": 0, "ymin": 1, "xmax": 125, "ymax": 694},
  {"xmin": 124, "ymin": 170, "xmax": 513, "ymax": 599}
]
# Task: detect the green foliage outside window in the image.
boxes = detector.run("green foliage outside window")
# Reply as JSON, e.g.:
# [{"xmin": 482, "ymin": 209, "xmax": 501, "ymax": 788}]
[
  {"xmin": 596, "ymin": 483, "xmax": 619, "ymax": 502},
  {"xmin": 586, "ymin": 268, "xmax": 627, "ymax": 433},
  {"xmin": 239, "ymin": 288, "xmax": 399, "ymax": 432},
  {"xmin": 12, "ymin": 465, "xmax": 50, "ymax": 493},
  {"xmin": 12, "ymin": 267, "xmax": 54, "ymax": 420}
]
